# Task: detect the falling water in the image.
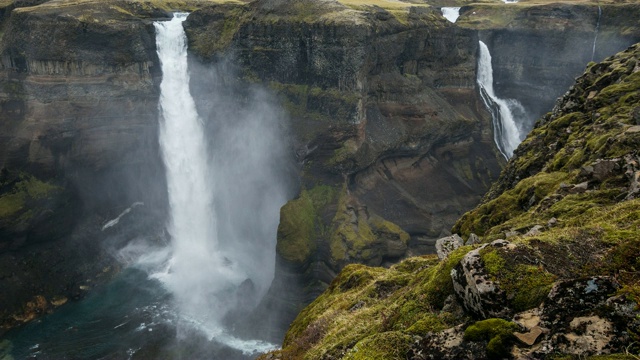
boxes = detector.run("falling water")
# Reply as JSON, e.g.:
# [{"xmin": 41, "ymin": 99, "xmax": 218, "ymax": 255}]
[
  {"xmin": 591, "ymin": 4, "xmax": 602, "ymax": 62},
  {"xmin": 477, "ymin": 41, "xmax": 525, "ymax": 159},
  {"xmin": 441, "ymin": 7, "xmax": 461, "ymax": 23},
  {"xmin": 153, "ymin": 13, "xmax": 282, "ymax": 354}
]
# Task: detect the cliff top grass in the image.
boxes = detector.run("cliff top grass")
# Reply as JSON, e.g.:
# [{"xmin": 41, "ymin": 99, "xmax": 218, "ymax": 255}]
[
  {"xmin": 455, "ymin": 0, "xmax": 640, "ymax": 30},
  {"xmin": 12, "ymin": 0, "xmax": 246, "ymax": 18},
  {"xmin": 336, "ymin": 0, "xmax": 428, "ymax": 11}
]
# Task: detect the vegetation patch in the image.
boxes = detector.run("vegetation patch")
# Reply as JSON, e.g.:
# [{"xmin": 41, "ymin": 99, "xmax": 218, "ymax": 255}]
[
  {"xmin": 343, "ymin": 331, "xmax": 413, "ymax": 360},
  {"xmin": 0, "ymin": 171, "xmax": 60, "ymax": 222},
  {"xmin": 276, "ymin": 185, "xmax": 339, "ymax": 264},
  {"xmin": 464, "ymin": 318, "xmax": 520, "ymax": 360},
  {"xmin": 481, "ymin": 247, "xmax": 556, "ymax": 312}
]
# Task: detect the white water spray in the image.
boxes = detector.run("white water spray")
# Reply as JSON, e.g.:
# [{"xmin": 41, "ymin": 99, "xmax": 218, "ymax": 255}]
[
  {"xmin": 441, "ymin": 7, "xmax": 461, "ymax": 23},
  {"xmin": 152, "ymin": 13, "xmax": 288, "ymax": 355},
  {"xmin": 477, "ymin": 41, "xmax": 525, "ymax": 159},
  {"xmin": 154, "ymin": 12, "xmax": 244, "ymax": 328},
  {"xmin": 591, "ymin": 4, "xmax": 602, "ymax": 62}
]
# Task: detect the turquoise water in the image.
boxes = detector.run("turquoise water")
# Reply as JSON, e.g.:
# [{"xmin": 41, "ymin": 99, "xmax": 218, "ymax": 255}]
[{"xmin": 3, "ymin": 269, "xmax": 255, "ymax": 359}]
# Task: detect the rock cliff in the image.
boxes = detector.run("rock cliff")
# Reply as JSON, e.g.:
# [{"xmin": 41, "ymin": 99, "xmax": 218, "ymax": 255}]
[
  {"xmin": 261, "ymin": 41, "xmax": 640, "ymax": 360},
  {"xmin": 0, "ymin": 0, "xmax": 169, "ymax": 332},
  {"xmin": 0, "ymin": 0, "xmax": 639, "ymax": 345}
]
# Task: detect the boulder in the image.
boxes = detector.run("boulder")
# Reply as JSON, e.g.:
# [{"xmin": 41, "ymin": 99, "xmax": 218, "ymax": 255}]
[
  {"xmin": 466, "ymin": 233, "xmax": 479, "ymax": 245},
  {"xmin": 435, "ymin": 234, "xmax": 464, "ymax": 260},
  {"xmin": 540, "ymin": 276, "xmax": 619, "ymax": 329},
  {"xmin": 450, "ymin": 240, "xmax": 513, "ymax": 318}
]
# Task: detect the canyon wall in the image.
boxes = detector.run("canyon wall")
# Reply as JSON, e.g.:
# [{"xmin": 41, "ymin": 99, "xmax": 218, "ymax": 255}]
[{"xmin": 0, "ymin": 0, "xmax": 638, "ymax": 340}]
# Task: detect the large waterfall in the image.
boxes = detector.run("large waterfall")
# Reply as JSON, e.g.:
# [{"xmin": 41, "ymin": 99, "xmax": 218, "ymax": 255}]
[
  {"xmin": 476, "ymin": 41, "xmax": 526, "ymax": 159},
  {"xmin": 153, "ymin": 13, "xmax": 287, "ymax": 354}
]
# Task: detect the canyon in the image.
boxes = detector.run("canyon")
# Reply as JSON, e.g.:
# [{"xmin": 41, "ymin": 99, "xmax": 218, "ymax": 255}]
[{"xmin": 0, "ymin": 0, "xmax": 638, "ymax": 358}]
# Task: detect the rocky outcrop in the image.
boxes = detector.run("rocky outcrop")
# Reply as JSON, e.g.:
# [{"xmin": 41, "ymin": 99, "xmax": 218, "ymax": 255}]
[
  {"xmin": 435, "ymin": 234, "xmax": 463, "ymax": 260},
  {"xmin": 451, "ymin": 240, "xmax": 512, "ymax": 319}
]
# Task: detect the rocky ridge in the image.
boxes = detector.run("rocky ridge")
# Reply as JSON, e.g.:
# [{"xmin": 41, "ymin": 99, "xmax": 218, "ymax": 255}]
[{"xmin": 259, "ymin": 42, "xmax": 640, "ymax": 359}]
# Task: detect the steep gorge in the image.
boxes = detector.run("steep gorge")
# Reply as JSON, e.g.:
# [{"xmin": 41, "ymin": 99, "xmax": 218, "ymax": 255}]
[
  {"xmin": 262, "ymin": 39, "xmax": 640, "ymax": 360},
  {"xmin": 0, "ymin": 0, "xmax": 638, "ymax": 350}
]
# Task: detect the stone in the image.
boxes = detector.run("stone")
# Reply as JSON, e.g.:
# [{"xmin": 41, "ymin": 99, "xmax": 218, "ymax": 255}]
[
  {"xmin": 466, "ymin": 233, "xmax": 479, "ymax": 245},
  {"xmin": 435, "ymin": 234, "xmax": 464, "ymax": 260},
  {"xmin": 513, "ymin": 308, "xmax": 542, "ymax": 329},
  {"xmin": 568, "ymin": 181, "xmax": 589, "ymax": 194},
  {"xmin": 407, "ymin": 325, "xmax": 486, "ymax": 360},
  {"xmin": 554, "ymin": 316, "xmax": 614, "ymax": 355},
  {"xmin": 505, "ymin": 230, "xmax": 520, "ymax": 238},
  {"xmin": 633, "ymin": 106, "xmax": 640, "ymax": 124},
  {"xmin": 547, "ymin": 217, "xmax": 558, "ymax": 227},
  {"xmin": 524, "ymin": 225, "xmax": 544, "ymax": 237},
  {"xmin": 541, "ymin": 277, "xmax": 620, "ymax": 329},
  {"xmin": 591, "ymin": 159, "xmax": 621, "ymax": 182},
  {"xmin": 514, "ymin": 326, "xmax": 544, "ymax": 346},
  {"xmin": 451, "ymin": 240, "xmax": 512, "ymax": 318},
  {"xmin": 624, "ymin": 154, "xmax": 640, "ymax": 199}
]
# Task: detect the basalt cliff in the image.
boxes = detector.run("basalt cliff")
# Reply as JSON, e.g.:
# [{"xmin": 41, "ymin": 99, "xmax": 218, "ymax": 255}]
[
  {"xmin": 0, "ymin": 0, "xmax": 638, "ymax": 347},
  {"xmin": 260, "ymin": 40, "xmax": 640, "ymax": 360}
]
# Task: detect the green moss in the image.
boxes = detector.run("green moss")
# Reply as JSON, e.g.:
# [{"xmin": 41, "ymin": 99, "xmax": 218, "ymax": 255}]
[
  {"xmin": 464, "ymin": 318, "xmax": 519, "ymax": 360},
  {"xmin": 187, "ymin": 6, "xmax": 248, "ymax": 58},
  {"xmin": 328, "ymin": 139, "xmax": 358, "ymax": 167},
  {"xmin": 405, "ymin": 313, "xmax": 447, "ymax": 336},
  {"xmin": 2, "ymin": 80, "xmax": 27, "ymax": 99},
  {"xmin": 329, "ymin": 187, "xmax": 375, "ymax": 261},
  {"xmin": 0, "ymin": 339, "xmax": 13, "ymax": 360},
  {"xmin": 277, "ymin": 185, "xmax": 339, "ymax": 263},
  {"xmin": 343, "ymin": 331, "xmax": 413, "ymax": 360},
  {"xmin": 414, "ymin": 246, "xmax": 472, "ymax": 308},
  {"xmin": 369, "ymin": 215, "xmax": 410, "ymax": 244},
  {"xmin": 0, "ymin": 192, "xmax": 25, "ymax": 218},
  {"xmin": 481, "ymin": 248, "xmax": 556, "ymax": 312},
  {"xmin": 276, "ymin": 247, "xmax": 467, "ymax": 359},
  {"xmin": 269, "ymin": 82, "xmax": 360, "ymax": 142},
  {"xmin": 455, "ymin": 5, "xmax": 521, "ymax": 30},
  {"xmin": 0, "ymin": 173, "xmax": 60, "ymax": 220}
]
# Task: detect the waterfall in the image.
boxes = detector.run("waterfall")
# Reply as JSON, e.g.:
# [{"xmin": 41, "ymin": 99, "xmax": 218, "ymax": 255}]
[
  {"xmin": 476, "ymin": 41, "xmax": 525, "ymax": 159},
  {"xmin": 153, "ymin": 13, "xmax": 285, "ymax": 354},
  {"xmin": 441, "ymin": 7, "xmax": 461, "ymax": 23},
  {"xmin": 591, "ymin": 4, "xmax": 602, "ymax": 61}
]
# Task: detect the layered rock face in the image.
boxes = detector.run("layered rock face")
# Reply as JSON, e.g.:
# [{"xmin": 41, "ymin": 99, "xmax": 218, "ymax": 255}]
[
  {"xmin": 0, "ymin": 1, "xmax": 168, "ymax": 332},
  {"xmin": 183, "ymin": 0, "xmax": 640, "ymax": 338},
  {"xmin": 261, "ymin": 41, "xmax": 640, "ymax": 360},
  {"xmin": 182, "ymin": 0, "xmax": 507, "ymax": 336}
]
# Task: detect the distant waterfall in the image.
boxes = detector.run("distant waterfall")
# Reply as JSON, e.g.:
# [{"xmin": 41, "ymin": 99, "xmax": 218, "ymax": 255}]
[
  {"xmin": 477, "ymin": 41, "xmax": 525, "ymax": 159},
  {"xmin": 153, "ymin": 13, "xmax": 284, "ymax": 354},
  {"xmin": 441, "ymin": 7, "xmax": 461, "ymax": 23},
  {"xmin": 591, "ymin": 5, "xmax": 602, "ymax": 61}
]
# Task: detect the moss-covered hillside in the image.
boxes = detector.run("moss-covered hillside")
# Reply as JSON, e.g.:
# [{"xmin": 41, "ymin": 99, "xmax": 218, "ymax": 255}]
[{"xmin": 259, "ymin": 43, "xmax": 640, "ymax": 360}]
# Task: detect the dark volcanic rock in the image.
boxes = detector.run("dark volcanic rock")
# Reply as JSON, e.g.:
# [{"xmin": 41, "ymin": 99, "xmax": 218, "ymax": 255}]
[{"xmin": 0, "ymin": 1, "xmax": 168, "ymax": 333}]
